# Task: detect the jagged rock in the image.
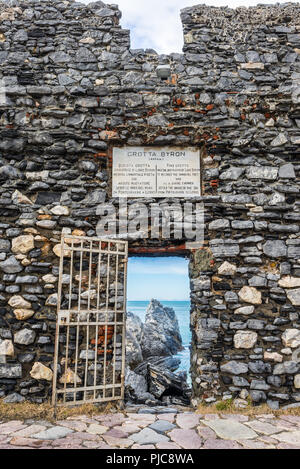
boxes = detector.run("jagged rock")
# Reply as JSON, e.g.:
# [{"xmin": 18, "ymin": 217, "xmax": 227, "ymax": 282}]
[
  {"xmin": 59, "ymin": 368, "xmax": 81, "ymax": 384},
  {"xmin": 15, "ymin": 275, "xmax": 38, "ymax": 284},
  {"xmin": 264, "ymin": 352, "xmax": 283, "ymax": 363},
  {"xmin": 84, "ymin": 189, "xmax": 106, "ymax": 204},
  {"xmin": 45, "ymin": 293, "xmax": 58, "ymax": 306},
  {"xmin": 0, "ymin": 339, "xmax": 14, "ymax": 356},
  {"xmin": 0, "ymin": 164, "xmax": 21, "ymax": 179},
  {"xmin": 220, "ymin": 361, "xmax": 249, "ymax": 375},
  {"xmin": 218, "ymin": 261, "xmax": 237, "ymax": 276},
  {"xmin": 238, "ymin": 286, "xmax": 262, "ymax": 305},
  {"xmin": 36, "ymin": 220, "xmax": 56, "ymax": 229},
  {"xmin": 126, "ymin": 312, "xmax": 144, "ymax": 368},
  {"xmin": 134, "ymin": 356, "xmax": 181, "ymax": 376},
  {"xmin": 270, "ymin": 133, "xmax": 288, "ymax": 147},
  {"xmin": 12, "ymin": 190, "xmax": 32, "ymax": 205},
  {"xmin": 273, "ymin": 361, "xmax": 299, "ymax": 375},
  {"xmin": 241, "ymin": 62, "xmax": 264, "ymax": 70},
  {"xmin": 13, "ymin": 309, "xmax": 35, "ymax": 320},
  {"xmin": 246, "ymin": 166, "xmax": 278, "ymax": 179},
  {"xmin": 279, "ymin": 276, "xmax": 300, "ymax": 288},
  {"xmin": 25, "ymin": 170, "xmax": 49, "ymax": 181},
  {"xmin": 42, "ymin": 274, "xmax": 57, "ymax": 283},
  {"xmin": 208, "ymin": 219, "xmax": 230, "ymax": 230},
  {"xmin": 3, "ymin": 393, "xmax": 25, "ymax": 403},
  {"xmin": 263, "ymin": 240, "xmax": 287, "ymax": 258},
  {"xmin": 282, "ymin": 329, "xmax": 300, "ymax": 349},
  {"xmin": 0, "ymin": 240, "xmax": 10, "ymax": 253},
  {"xmin": 49, "ymin": 51, "xmax": 71, "ymax": 63},
  {"xmin": 147, "ymin": 365, "xmax": 190, "ymax": 405},
  {"xmin": 209, "ymin": 239, "xmax": 240, "ymax": 257},
  {"xmin": 71, "ymin": 229, "xmax": 86, "ymax": 238},
  {"xmin": 292, "ymin": 349, "xmax": 300, "ymax": 363},
  {"xmin": 30, "ymin": 362, "xmax": 53, "ymax": 381},
  {"xmin": 219, "ymin": 167, "xmax": 244, "ymax": 180},
  {"xmin": 234, "ymin": 306, "xmax": 255, "ymax": 315},
  {"xmin": 53, "ymin": 243, "xmax": 71, "ymax": 257},
  {"xmin": 14, "ymin": 328, "xmax": 36, "ymax": 345},
  {"xmin": 125, "ymin": 367, "xmax": 148, "ymax": 402},
  {"xmin": 12, "ymin": 235, "xmax": 34, "ymax": 254},
  {"xmin": 18, "ymin": 353, "xmax": 36, "ymax": 363},
  {"xmin": 234, "ymin": 331, "xmax": 258, "ymax": 349},
  {"xmin": 269, "ymin": 191, "xmax": 285, "ymax": 206},
  {"xmin": 0, "ymin": 255, "xmax": 22, "ymax": 273},
  {"xmin": 8, "ymin": 295, "xmax": 31, "ymax": 309},
  {"xmin": 233, "ymin": 398, "xmax": 249, "ymax": 409},
  {"xmin": 286, "ymin": 289, "xmax": 300, "ymax": 306},
  {"xmin": 0, "ymin": 364, "xmax": 22, "ymax": 379},
  {"xmin": 279, "ymin": 163, "xmax": 296, "ymax": 179},
  {"xmin": 50, "ymin": 205, "xmax": 69, "ymax": 216},
  {"xmin": 294, "ymin": 375, "xmax": 300, "ymax": 389},
  {"xmin": 191, "ymin": 276, "xmax": 211, "ymax": 291},
  {"xmin": 142, "ymin": 299, "xmax": 182, "ymax": 358},
  {"xmin": 125, "ymin": 303, "xmax": 183, "ymax": 405}
]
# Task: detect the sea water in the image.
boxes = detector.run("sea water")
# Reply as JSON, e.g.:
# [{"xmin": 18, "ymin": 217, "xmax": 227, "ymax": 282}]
[{"xmin": 127, "ymin": 300, "xmax": 191, "ymax": 383}]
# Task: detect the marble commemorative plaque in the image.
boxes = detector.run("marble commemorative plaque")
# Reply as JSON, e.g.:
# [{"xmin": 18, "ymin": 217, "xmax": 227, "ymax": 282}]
[{"xmin": 112, "ymin": 146, "xmax": 201, "ymax": 198}]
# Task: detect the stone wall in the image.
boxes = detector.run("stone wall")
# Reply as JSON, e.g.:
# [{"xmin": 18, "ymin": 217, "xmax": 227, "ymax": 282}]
[{"xmin": 0, "ymin": 0, "xmax": 299, "ymax": 408}]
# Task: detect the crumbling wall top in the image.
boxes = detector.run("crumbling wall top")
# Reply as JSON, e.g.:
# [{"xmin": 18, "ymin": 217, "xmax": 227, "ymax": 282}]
[{"xmin": 181, "ymin": 3, "xmax": 300, "ymax": 26}]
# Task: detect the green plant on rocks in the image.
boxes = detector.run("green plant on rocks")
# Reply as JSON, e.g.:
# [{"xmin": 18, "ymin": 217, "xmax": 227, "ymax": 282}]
[{"xmin": 215, "ymin": 398, "xmax": 234, "ymax": 411}]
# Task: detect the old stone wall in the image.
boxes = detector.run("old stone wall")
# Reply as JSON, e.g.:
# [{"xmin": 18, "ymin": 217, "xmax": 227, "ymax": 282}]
[{"xmin": 0, "ymin": 0, "xmax": 299, "ymax": 408}]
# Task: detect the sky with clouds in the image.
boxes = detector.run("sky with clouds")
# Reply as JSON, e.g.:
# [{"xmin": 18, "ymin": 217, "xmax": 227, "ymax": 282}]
[
  {"xmin": 127, "ymin": 257, "xmax": 190, "ymax": 301},
  {"xmin": 84, "ymin": 0, "xmax": 288, "ymax": 53}
]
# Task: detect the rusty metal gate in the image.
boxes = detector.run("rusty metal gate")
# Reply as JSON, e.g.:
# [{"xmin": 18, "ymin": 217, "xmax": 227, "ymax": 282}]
[{"xmin": 52, "ymin": 235, "xmax": 128, "ymax": 407}]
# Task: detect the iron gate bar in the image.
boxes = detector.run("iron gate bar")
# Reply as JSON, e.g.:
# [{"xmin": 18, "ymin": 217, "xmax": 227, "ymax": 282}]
[{"xmin": 52, "ymin": 235, "xmax": 128, "ymax": 409}]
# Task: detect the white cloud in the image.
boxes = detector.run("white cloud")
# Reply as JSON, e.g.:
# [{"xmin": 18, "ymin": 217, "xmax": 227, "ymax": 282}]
[{"xmin": 84, "ymin": 0, "xmax": 288, "ymax": 53}]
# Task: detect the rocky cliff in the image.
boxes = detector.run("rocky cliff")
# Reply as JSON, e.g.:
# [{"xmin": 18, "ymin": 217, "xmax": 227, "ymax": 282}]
[
  {"xmin": 142, "ymin": 299, "xmax": 183, "ymax": 358},
  {"xmin": 126, "ymin": 299, "xmax": 183, "ymax": 367},
  {"xmin": 126, "ymin": 311, "xmax": 144, "ymax": 368},
  {"xmin": 125, "ymin": 300, "xmax": 188, "ymax": 405}
]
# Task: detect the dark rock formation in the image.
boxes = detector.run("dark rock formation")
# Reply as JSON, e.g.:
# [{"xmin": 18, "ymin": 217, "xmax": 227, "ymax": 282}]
[
  {"xmin": 124, "ymin": 367, "xmax": 148, "ymax": 402},
  {"xmin": 147, "ymin": 365, "xmax": 191, "ymax": 406},
  {"xmin": 142, "ymin": 299, "xmax": 183, "ymax": 358},
  {"xmin": 125, "ymin": 302, "xmax": 189, "ymax": 405},
  {"xmin": 125, "ymin": 367, "xmax": 159, "ymax": 405},
  {"xmin": 134, "ymin": 356, "xmax": 181, "ymax": 376},
  {"xmin": 126, "ymin": 312, "xmax": 144, "ymax": 368}
]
